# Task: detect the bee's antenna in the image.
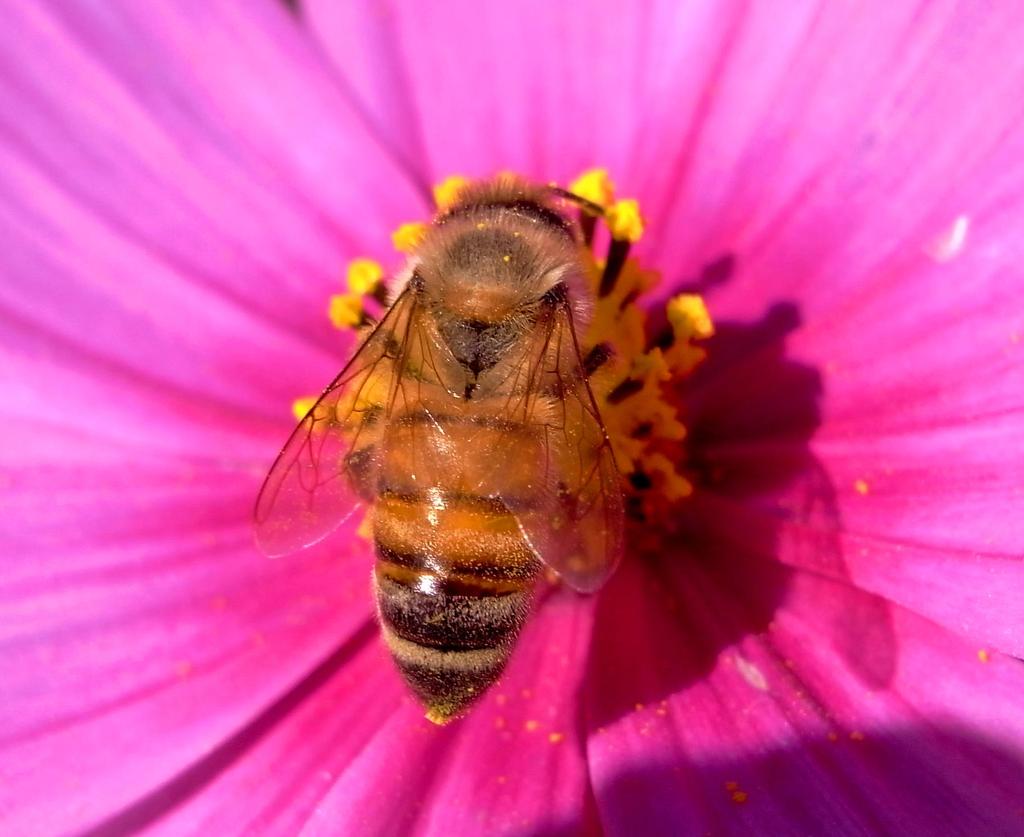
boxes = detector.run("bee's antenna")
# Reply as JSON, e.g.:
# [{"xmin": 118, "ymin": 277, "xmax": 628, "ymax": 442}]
[{"xmin": 548, "ymin": 186, "xmax": 606, "ymax": 218}]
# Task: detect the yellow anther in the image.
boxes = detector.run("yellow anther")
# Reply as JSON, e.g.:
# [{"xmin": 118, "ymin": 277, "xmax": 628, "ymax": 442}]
[
  {"xmin": 606, "ymin": 199, "xmax": 645, "ymax": 242},
  {"xmin": 502, "ymin": 254, "xmax": 512, "ymax": 263},
  {"xmin": 570, "ymin": 168, "xmax": 616, "ymax": 208},
  {"xmin": 642, "ymin": 453, "xmax": 694, "ymax": 501},
  {"xmin": 392, "ymin": 222, "xmax": 428, "ymax": 253},
  {"xmin": 328, "ymin": 293, "xmax": 364, "ymax": 329},
  {"xmin": 291, "ymin": 396, "xmax": 316, "ymax": 421},
  {"xmin": 346, "ymin": 258, "xmax": 383, "ymax": 294},
  {"xmin": 978, "ymin": 648, "xmax": 991, "ymax": 663},
  {"xmin": 433, "ymin": 175, "xmax": 469, "ymax": 210},
  {"xmin": 667, "ymin": 294, "xmax": 714, "ymax": 340}
]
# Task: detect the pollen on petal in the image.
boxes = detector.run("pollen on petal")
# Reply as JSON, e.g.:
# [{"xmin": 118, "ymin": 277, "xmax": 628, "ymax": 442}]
[
  {"xmin": 433, "ymin": 175, "xmax": 470, "ymax": 210},
  {"xmin": 569, "ymin": 168, "xmax": 616, "ymax": 208},
  {"xmin": 346, "ymin": 258, "xmax": 383, "ymax": 294},
  {"xmin": 328, "ymin": 293, "xmax": 365, "ymax": 329},
  {"xmin": 606, "ymin": 199, "xmax": 645, "ymax": 242},
  {"xmin": 392, "ymin": 222, "xmax": 428, "ymax": 253}
]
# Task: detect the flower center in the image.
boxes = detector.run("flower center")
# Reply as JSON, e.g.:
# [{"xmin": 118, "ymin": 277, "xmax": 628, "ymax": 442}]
[{"xmin": 296, "ymin": 169, "xmax": 713, "ymax": 526}]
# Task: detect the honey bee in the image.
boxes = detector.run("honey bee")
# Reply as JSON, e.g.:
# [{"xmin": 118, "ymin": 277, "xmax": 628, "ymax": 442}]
[{"xmin": 255, "ymin": 176, "xmax": 623, "ymax": 722}]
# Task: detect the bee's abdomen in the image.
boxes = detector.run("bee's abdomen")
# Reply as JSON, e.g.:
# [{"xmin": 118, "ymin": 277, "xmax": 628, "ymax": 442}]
[{"xmin": 372, "ymin": 490, "xmax": 540, "ymax": 722}]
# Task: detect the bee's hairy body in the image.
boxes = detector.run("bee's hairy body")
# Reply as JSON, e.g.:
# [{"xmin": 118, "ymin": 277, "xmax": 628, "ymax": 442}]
[
  {"xmin": 254, "ymin": 175, "xmax": 623, "ymax": 724},
  {"xmin": 369, "ymin": 180, "xmax": 585, "ymax": 721}
]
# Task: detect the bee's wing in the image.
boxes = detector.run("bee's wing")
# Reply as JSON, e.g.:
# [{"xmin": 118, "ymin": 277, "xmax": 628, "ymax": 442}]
[
  {"xmin": 254, "ymin": 288, "xmax": 419, "ymax": 557},
  {"xmin": 502, "ymin": 299, "xmax": 625, "ymax": 593}
]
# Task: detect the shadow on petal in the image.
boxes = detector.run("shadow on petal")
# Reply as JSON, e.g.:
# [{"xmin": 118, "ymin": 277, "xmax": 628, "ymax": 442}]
[
  {"xmin": 586, "ymin": 277, "xmax": 896, "ymax": 727},
  {"xmin": 528, "ymin": 724, "xmax": 1024, "ymax": 836}
]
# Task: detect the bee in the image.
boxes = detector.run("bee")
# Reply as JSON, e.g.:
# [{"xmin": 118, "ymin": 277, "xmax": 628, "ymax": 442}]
[{"xmin": 255, "ymin": 176, "xmax": 623, "ymax": 722}]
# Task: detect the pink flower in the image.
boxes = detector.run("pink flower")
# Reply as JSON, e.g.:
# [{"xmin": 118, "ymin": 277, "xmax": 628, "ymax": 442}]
[{"xmin": 3, "ymin": 1, "xmax": 1023, "ymax": 834}]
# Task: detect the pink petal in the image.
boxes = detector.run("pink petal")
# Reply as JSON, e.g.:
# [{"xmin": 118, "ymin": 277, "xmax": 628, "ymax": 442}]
[
  {"xmin": 586, "ymin": 548, "xmax": 1024, "ymax": 834},
  {"xmin": 0, "ymin": 1, "xmax": 430, "ymax": 416},
  {"xmin": 138, "ymin": 593, "xmax": 597, "ymax": 835},
  {"xmin": 305, "ymin": 0, "xmax": 737, "ymax": 186}
]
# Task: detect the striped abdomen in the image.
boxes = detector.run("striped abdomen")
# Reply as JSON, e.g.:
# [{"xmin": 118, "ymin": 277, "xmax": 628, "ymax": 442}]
[{"xmin": 372, "ymin": 410, "xmax": 544, "ymax": 723}]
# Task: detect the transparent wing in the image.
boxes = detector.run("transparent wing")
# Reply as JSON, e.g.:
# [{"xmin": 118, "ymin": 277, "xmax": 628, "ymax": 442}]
[
  {"xmin": 254, "ymin": 289, "xmax": 419, "ymax": 557},
  {"xmin": 500, "ymin": 299, "xmax": 625, "ymax": 593}
]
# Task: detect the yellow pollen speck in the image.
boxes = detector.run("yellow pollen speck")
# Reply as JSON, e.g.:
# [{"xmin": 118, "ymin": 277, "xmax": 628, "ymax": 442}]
[
  {"xmin": 854, "ymin": 479, "xmax": 870, "ymax": 495},
  {"xmin": 524, "ymin": 720, "xmax": 540, "ymax": 732},
  {"xmin": 548, "ymin": 732, "xmax": 564, "ymax": 744},
  {"xmin": 328, "ymin": 293, "xmax": 364, "ymax": 329},
  {"xmin": 732, "ymin": 791, "xmax": 749, "ymax": 804},
  {"xmin": 291, "ymin": 396, "xmax": 316, "ymax": 420},
  {"xmin": 978, "ymin": 648, "xmax": 991, "ymax": 663},
  {"xmin": 392, "ymin": 221, "xmax": 428, "ymax": 253},
  {"xmin": 502, "ymin": 254, "xmax": 511, "ymax": 263},
  {"xmin": 346, "ymin": 258, "xmax": 383, "ymax": 294},
  {"xmin": 605, "ymin": 199, "xmax": 644, "ymax": 242},
  {"xmin": 850, "ymin": 731, "xmax": 865, "ymax": 741},
  {"xmin": 725, "ymin": 781, "xmax": 739, "ymax": 791},
  {"xmin": 356, "ymin": 510, "xmax": 373, "ymax": 542},
  {"xmin": 569, "ymin": 168, "xmax": 615, "ymax": 208},
  {"xmin": 433, "ymin": 175, "xmax": 469, "ymax": 209}
]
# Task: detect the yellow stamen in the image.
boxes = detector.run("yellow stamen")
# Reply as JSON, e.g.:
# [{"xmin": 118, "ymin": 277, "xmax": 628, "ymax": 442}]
[
  {"xmin": 606, "ymin": 199, "xmax": 645, "ymax": 242},
  {"xmin": 433, "ymin": 175, "xmax": 470, "ymax": 210},
  {"xmin": 328, "ymin": 293, "xmax": 364, "ymax": 329},
  {"xmin": 642, "ymin": 453, "xmax": 694, "ymax": 501},
  {"xmin": 291, "ymin": 396, "xmax": 316, "ymax": 421},
  {"xmin": 569, "ymin": 168, "xmax": 615, "ymax": 208},
  {"xmin": 392, "ymin": 222, "xmax": 428, "ymax": 253},
  {"xmin": 346, "ymin": 258, "xmax": 383, "ymax": 294},
  {"xmin": 667, "ymin": 294, "xmax": 714, "ymax": 340}
]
